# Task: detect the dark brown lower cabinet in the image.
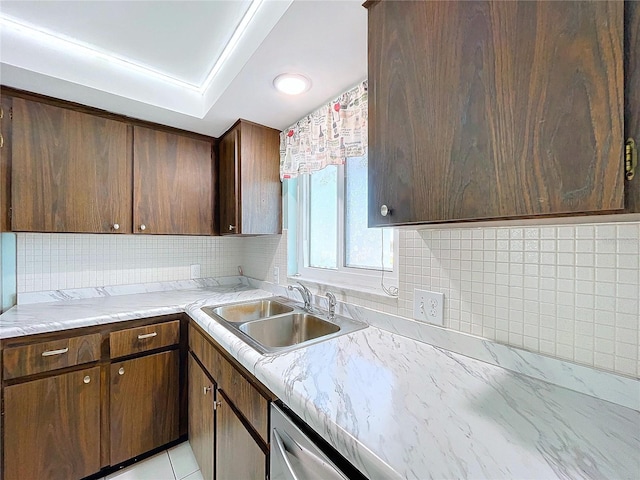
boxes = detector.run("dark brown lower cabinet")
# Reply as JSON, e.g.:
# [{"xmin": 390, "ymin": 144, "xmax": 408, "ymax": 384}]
[
  {"xmin": 216, "ymin": 390, "xmax": 267, "ymax": 480},
  {"xmin": 188, "ymin": 323, "xmax": 274, "ymax": 480},
  {"xmin": 110, "ymin": 350, "xmax": 179, "ymax": 465},
  {"xmin": 3, "ymin": 367, "xmax": 101, "ymax": 480},
  {"xmin": 188, "ymin": 354, "xmax": 215, "ymax": 480}
]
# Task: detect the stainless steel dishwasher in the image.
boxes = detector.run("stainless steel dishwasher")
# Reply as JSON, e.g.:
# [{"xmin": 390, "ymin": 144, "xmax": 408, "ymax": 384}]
[{"xmin": 271, "ymin": 403, "xmax": 367, "ymax": 480}]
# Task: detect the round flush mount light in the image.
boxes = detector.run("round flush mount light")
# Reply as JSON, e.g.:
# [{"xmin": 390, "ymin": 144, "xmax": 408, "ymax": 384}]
[{"xmin": 273, "ymin": 73, "xmax": 311, "ymax": 95}]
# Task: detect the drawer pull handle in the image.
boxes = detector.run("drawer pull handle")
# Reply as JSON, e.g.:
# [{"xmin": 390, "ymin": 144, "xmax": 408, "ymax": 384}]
[
  {"xmin": 83, "ymin": 376, "xmax": 91, "ymax": 384},
  {"xmin": 41, "ymin": 347, "xmax": 69, "ymax": 357},
  {"xmin": 137, "ymin": 332, "xmax": 158, "ymax": 340},
  {"xmin": 118, "ymin": 367, "xmax": 125, "ymax": 375}
]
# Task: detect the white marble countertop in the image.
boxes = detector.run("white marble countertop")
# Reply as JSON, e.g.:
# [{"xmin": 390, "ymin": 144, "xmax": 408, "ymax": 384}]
[{"xmin": 1, "ymin": 281, "xmax": 638, "ymax": 479}]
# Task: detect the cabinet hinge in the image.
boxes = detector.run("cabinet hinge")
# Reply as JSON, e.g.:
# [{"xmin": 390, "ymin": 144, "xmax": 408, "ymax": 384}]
[{"xmin": 625, "ymin": 138, "xmax": 637, "ymax": 181}]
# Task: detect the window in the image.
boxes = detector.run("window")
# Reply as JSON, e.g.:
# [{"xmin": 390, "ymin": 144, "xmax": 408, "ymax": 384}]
[{"xmin": 291, "ymin": 156, "xmax": 397, "ymax": 293}]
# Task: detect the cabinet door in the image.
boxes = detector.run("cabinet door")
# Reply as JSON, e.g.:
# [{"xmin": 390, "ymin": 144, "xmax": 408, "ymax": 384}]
[
  {"xmin": 368, "ymin": 1, "xmax": 625, "ymax": 226},
  {"xmin": 188, "ymin": 354, "xmax": 215, "ymax": 480},
  {"xmin": 133, "ymin": 126, "xmax": 214, "ymax": 235},
  {"xmin": 219, "ymin": 126, "xmax": 239, "ymax": 235},
  {"xmin": 626, "ymin": 1, "xmax": 640, "ymax": 212},
  {"xmin": 110, "ymin": 350, "xmax": 179, "ymax": 465},
  {"xmin": 4, "ymin": 367, "xmax": 101, "ymax": 480},
  {"xmin": 238, "ymin": 122, "xmax": 282, "ymax": 235},
  {"xmin": 216, "ymin": 392, "xmax": 266, "ymax": 480},
  {"xmin": 0, "ymin": 95, "xmax": 11, "ymax": 232},
  {"xmin": 11, "ymin": 98, "xmax": 132, "ymax": 232}
]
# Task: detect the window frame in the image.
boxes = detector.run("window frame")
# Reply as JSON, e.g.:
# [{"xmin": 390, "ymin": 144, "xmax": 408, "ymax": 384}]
[{"xmin": 293, "ymin": 159, "xmax": 399, "ymax": 293}]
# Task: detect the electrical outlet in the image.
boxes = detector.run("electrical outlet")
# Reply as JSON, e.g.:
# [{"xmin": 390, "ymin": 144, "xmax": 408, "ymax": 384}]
[
  {"xmin": 190, "ymin": 264, "xmax": 201, "ymax": 279},
  {"xmin": 413, "ymin": 288, "xmax": 444, "ymax": 326},
  {"xmin": 273, "ymin": 267, "xmax": 280, "ymax": 284}
]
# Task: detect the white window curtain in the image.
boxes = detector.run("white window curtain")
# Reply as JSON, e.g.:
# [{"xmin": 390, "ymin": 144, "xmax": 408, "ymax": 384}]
[{"xmin": 279, "ymin": 80, "xmax": 368, "ymax": 180}]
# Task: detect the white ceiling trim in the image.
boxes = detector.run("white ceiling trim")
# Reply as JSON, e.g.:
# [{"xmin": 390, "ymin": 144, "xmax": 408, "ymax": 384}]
[
  {"xmin": 0, "ymin": 14, "xmax": 202, "ymax": 90},
  {"xmin": 0, "ymin": 0, "xmax": 293, "ymax": 118}
]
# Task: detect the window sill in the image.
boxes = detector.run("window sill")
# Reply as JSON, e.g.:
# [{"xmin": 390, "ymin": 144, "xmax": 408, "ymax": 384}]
[{"xmin": 287, "ymin": 274, "xmax": 399, "ymax": 303}]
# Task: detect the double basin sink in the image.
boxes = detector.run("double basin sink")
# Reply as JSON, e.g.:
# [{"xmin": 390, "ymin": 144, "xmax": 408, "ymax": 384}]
[{"xmin": 201, "ymin": 298, "xmax": 367, "ymax": 355}]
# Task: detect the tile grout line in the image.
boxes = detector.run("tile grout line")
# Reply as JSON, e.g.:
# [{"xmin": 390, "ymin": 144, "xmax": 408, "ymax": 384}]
[{"xmin": 165, "ymin": 449, "xmax": 179, "ymax": 480}]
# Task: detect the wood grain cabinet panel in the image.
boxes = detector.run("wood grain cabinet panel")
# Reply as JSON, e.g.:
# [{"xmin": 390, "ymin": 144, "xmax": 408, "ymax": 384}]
[
  {"xmin": 0, "ymin": 94, "xmax": 11, "ymax": 232},
  {"xmin": 11, "ymin": 98, "xmax": 132, "ymax": 232},
  {"xmin": 3, "ymin": 367, "xmax": 101, "ymax": 480},
  {"xmin": 3, "ymin": 332, "xmax": 101, "ymax": 380},
  {"xmin": 110, "ymin": 350, "xmax": 179, "ymax": 465},
  {"xmin": 188, "ymin": 323, "xmax": 272, "ymax": 479},
  {"xmin": 189, "ymin": 324, "xmax": 270, "ymax": 441},
  {"xmin": 133, "ymin": 126, "xmax": 214, "ymax": 235},
  {"xmin": 367, "ymin": 1, "xmax": 629, "ymax": 226},
  {"xmin": 219, "ymin": 120, "xmax": 281, "ymax": 235},
  {"xmin": 188, "ymin": 354, "xmax": 215, "ymax": 480},
  {"xmin": 625, "ymin": 1, "xmax": 640, "ymax": 212},
  {"xmin": 216, "ymin": 391, "xmax": 266, "ymax": 480},
  {"xmin": 110, "ymin": 320, "xmax": 179, "ymax": 359}
]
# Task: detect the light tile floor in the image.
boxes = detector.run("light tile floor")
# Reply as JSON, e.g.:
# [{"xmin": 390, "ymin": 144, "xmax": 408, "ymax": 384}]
[{"xmin": 101, "ymin": 441, "xmax": 202, "ymax": 480}]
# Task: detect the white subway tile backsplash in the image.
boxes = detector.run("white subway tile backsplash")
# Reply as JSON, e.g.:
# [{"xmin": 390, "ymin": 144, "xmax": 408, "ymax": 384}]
[
  {"xmin": 16, "ymin": 220, "xmax": 639, "ymax": 379},
  {"xmin": 16, "ymin": 233, "xmax": 245, "ymax": 293},
  {"xmin": 255, "ymin": 222, "xmax": 638, "ymax": 378}
]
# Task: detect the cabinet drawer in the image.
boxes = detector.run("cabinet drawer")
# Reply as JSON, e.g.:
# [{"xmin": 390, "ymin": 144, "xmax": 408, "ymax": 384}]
[
  {"xmin": 3, "ymin": 333, "xmax": 101, "ymax": 380},
  {"xmin": 110, "ymin": 320, "xmax": 179, "ymax": 358},
  {"xmin": 189, "ymin": 324, "xmax": 223, "ymax": 381},
  {"xmin": 189, "ymin": 325, "xmax": 269, "ymax": 442}
]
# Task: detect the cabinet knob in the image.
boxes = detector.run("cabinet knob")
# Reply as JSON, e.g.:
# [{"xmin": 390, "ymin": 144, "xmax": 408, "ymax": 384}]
[
  {"xmin": 380, "ymin": 205, "xmax": 390, "ymax": 217},
  {"xmin": 139, "ymin": 224, "xmax": 146, "ymax": 231},
  {"xmin": 118, "ymin": 367, "xmax": 125, "ymax": 375},
  {"xmin": 203, "ymin": 385, "xmax": 212, "ymax": 395},
  {"xmin": 83, "ymin": 375, "xmax": 91, "ymax": 384},
  {"xmin": 112, "ymin": 223, "xmax": 120, "ymax": 231},
  {"xmin": 228, "ymin": 224, "xmax": 235, "ymax": 231}
]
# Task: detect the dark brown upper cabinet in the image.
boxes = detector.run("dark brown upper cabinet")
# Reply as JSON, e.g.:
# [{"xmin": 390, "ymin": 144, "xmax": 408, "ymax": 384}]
[
  {"xmin": 367, "ymin": 0, "xmax": 639, "ymax": 227},
  {"xmin": 133, "ymin": 126, "xmax": 215, "ymax": 235},
  {"xmin": 219, "ymin": 120, "xmax": 282, "ymax": 235},
  {"xmin": 11, "ymin": 97, "xmax": 132, "ymax": 233},
  {"xmin": 0, "ymin": 94, "xmax": 11, "ymax": 232},
  {"xmin": 5, "ymin": 91, "xmax": 217, "ymax": 235},
  {"xmin": 625, "ymin": 1, "xmax": 640, "ymax": 213}
]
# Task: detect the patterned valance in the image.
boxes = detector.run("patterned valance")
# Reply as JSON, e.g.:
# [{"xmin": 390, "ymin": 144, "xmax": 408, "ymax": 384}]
[{"xmin": 279, "ymin": 80, "xmax": 367, "ymax": 180}]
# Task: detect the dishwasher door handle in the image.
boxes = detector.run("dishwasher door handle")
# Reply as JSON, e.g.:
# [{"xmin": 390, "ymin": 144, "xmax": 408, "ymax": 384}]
[
  {"xmin": 272, "ymin": 428, "xmax": 348, "ymax": 480},
  {"xmin": 273, "ymin": 428, "xmax": 301, "ymax": 480}
]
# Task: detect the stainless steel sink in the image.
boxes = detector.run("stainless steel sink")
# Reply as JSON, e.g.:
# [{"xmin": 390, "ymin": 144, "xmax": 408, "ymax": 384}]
[
  {"xmin": 201, "ymin": 297, "xmax": 367, "ymax": 354},
  {"xmin": 202, "ymin": 299, "xmax": 293, "ymax": 323},
  {"xmin": 239, "ymin": 313, "xmax": 340, "ymax": 348}
]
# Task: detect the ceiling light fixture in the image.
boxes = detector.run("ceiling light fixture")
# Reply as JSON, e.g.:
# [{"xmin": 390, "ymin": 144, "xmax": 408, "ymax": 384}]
[{"xmin": 273, "ymin": 73, "xmax": 311, "ymax": 95}]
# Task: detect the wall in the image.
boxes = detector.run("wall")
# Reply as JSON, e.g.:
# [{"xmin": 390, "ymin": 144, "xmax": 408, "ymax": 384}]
[
  {"xmin": 243, "ymin": 222, "xmax": 640, "ymax": 379},
  {"xmin": 16, "ymin": 233, "xmax": 244, "ymax": 293},
  {"xmin": 12, "ymin": 221, "xmax": 640, "ymax": 379},
  {"xmin": 243, "ymin": 231, "xmax": 288, "ymax": 285},
  {"xmin": 1, "ymin": 233, "xmax": 17, "ymax": 312}
]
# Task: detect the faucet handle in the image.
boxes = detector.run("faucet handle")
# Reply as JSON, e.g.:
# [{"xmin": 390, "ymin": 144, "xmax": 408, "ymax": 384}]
[{"xmin": 326, "ymin": 291, "xmax": 337, "ymax": 319}]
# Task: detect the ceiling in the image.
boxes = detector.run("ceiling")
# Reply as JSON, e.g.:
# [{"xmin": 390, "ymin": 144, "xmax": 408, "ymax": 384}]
[{"xmin": 0, "ymin": 0, "xmax": 367, "ymax": 137}]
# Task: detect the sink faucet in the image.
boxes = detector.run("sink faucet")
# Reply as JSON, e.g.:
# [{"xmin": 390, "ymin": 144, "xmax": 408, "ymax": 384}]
[
  {"xmin": 288, "ymin": 282, "xmax": 313, "ymax": 312},
  {"xmin": 326, "ymin": 292, "xmax": 336, "ymax": 320}
]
